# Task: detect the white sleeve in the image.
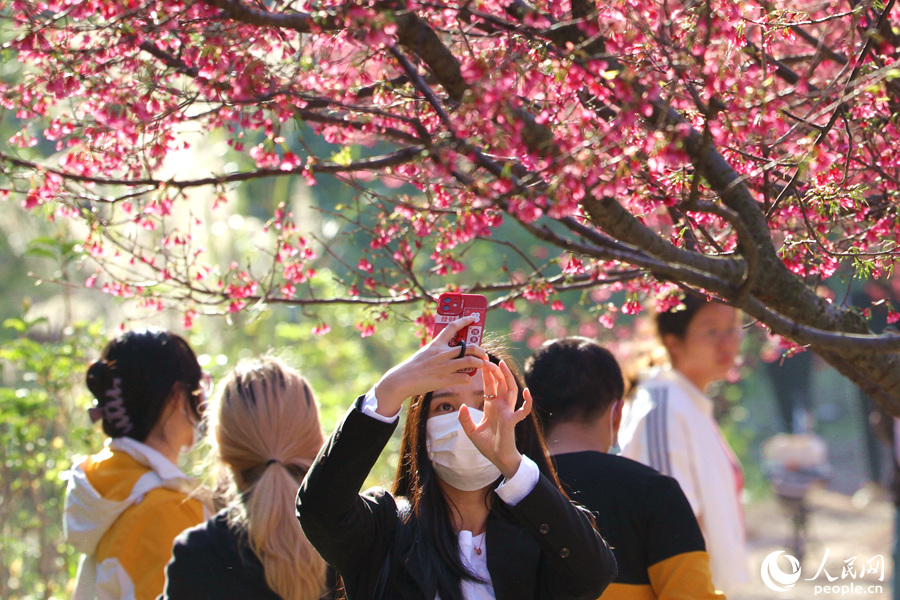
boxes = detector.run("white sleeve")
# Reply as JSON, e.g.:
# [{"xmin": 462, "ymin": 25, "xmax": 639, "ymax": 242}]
[
  {"xmin": 894, "ymin": 418, "xmax": 900, "ymax": 465},
  {"xmin": 695, "ymin": 428, "xmax": 751, "ymax": 593},
  {"xmin": 662, "ymin": 407, "xmax": 702, "ymax": 518},
  {"xmin": 359, "ymin": 387, "xmax": 401, "ymax": 423},
  {"xmin": 494, "ymin": 455, "xmax": 539, "ymax": 506},
  {"xmin": 94, "ymin": 557, "xmax": 136, "ymax": 600}
]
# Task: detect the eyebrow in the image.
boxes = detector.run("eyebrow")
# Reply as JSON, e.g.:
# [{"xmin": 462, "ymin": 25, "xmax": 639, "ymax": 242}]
[{"xmin": 430, "ymin": 389, "xmax": 485, "ymax": 400}]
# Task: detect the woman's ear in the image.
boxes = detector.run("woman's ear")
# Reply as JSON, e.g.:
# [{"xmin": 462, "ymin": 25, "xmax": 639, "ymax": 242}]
[{"xmin": 164, "ymin": 382, "xmax": 191, "ymax": 416}]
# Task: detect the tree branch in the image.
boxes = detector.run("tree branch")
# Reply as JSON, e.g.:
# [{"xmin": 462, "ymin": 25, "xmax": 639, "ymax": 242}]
[
  {"xmin": 0, "ymin": 147, "xmax": 426, "ymax": 193},
  {"xmin": 393, "ymin": 9, "xmax": 468, "ymax": 102},
  {"xmin": 202, "ymin": 0, "xmax": 344, "ymax": 31}
]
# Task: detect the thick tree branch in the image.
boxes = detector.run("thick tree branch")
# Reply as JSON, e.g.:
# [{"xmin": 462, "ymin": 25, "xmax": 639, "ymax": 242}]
[
  {"xmin": 202, "ymin": 0, "xmax": 344, "ymax": 31},
  {"xmin": 137, "ymin": 41, "xmax": 200, "ymax": 77},
  {"xmin": 393, "ymin": 9, "xmax": 468, "ymax": 102},
  {"xmin": 504, "ymin": 202, "xmax": 746, "ymax": 290}
]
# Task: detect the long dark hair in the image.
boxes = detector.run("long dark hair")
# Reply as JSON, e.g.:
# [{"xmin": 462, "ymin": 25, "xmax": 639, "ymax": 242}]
[
  {"xmin": 85, "ymin": 329, "xmax": 202, "ymax": 442},
  {"xmin": 392, "ymin": 347, "xmax": 563, "ymax": 600}
]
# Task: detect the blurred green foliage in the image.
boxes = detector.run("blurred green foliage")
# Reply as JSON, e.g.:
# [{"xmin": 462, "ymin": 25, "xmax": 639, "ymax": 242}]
[
  {"xmin": 198, "ymin": 297, "xmax": 422, "ymax": 485},
  {"xmin": 0, "ymin": 316, "xmax": 105, "ymax": 600}
]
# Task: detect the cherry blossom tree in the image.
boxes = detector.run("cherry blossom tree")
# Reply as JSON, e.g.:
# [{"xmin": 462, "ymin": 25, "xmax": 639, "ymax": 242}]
[{"xmin": 4, "ymin": 0, "xmax": 900, "ymax": 410}]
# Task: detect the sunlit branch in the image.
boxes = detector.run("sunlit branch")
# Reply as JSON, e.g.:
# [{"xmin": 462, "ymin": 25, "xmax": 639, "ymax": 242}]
[{"xmin": 0, "ymin": 147, "xmax": 426, "ymax": 196}]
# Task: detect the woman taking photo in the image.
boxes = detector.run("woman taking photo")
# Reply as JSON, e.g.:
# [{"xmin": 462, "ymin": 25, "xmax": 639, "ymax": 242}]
[
  {"xmin": 64, "ymin": 329, "xmax": 211, "ymax": 600},
  {"xmin": 164, "ymin": 357, "xmax": 333, "ymax": 600},
  {"xmin": 297, "ymin": 316, "xmax": 615, "ymax": 600},
  {"xmin": 618, "ymin": 293, "xmax": 750, "ymax": 593}
]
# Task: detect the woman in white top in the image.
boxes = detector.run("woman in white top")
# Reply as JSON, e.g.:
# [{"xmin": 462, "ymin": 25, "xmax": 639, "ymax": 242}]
[
  {"xmin": 64, "ymin": 329, "xmax": 211, "ymax": 600},
  {"xmin": 297, "ymin": 316, "xmax": 615, "ymax": 600},
  {"xmin": 619, "ymin": 293, "xmax": 750, "ymax": 594}
]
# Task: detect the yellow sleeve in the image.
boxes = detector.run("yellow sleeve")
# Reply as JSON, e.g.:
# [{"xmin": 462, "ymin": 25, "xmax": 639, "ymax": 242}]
[
  {"xmin": 648, "ymin": 550, "xmax": 727, "ymax": 600},
  {"xmin": 96, "ymin": 488, "xmax": 205, "ymax": 600}
]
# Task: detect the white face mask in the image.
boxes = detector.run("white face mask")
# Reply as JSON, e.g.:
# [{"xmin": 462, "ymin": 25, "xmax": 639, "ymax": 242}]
[
  {"xmin": 608, "ymin": 400, "xmax": 621, "ymax": 454},
  {"xmin": 426, "ymin": 409, "xmax": 502, "ymax": 491},
  {"xmin": 182, "ymin": 402, "xmax": 204, "ymax": 449}
]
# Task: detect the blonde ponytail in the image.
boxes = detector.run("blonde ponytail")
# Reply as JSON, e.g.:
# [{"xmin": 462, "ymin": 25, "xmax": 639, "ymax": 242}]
[{"xmin": 207, "ymin": 357, "xmax": 327, "ymax": 600}]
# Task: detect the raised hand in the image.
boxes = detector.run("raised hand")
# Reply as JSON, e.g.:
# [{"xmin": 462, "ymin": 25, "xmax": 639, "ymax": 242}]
[
  {"xmin": 458, "ymin": 359, "xmax": 532, "ymax": 479},
  {"xmin": 372, "ymin": 316, "xmax": 487, "ymax": 417}
]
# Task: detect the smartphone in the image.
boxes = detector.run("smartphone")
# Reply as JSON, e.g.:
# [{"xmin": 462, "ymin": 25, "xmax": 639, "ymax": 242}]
[{"xmin": 432, "ymin": 292, "xmax": 487, "ymax": 374}]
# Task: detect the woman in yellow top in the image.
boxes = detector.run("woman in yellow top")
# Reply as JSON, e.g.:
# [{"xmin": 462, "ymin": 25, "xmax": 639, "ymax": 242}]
[{"xmin": 64, "ymin": 329, "xmax": 211, "ymax": 600}]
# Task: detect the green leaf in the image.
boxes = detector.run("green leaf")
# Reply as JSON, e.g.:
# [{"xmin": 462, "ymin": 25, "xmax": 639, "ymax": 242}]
[
  {"xmin": 3, "ymin": 318, "xmax": 27, "ymax": 332},
  {"xmin": 330, "ymin": 146, "xmax": 355, "ymax": 166},
  {"xmin": 23, "ymin": 247, "xmax": 58, "ymax": 260}
]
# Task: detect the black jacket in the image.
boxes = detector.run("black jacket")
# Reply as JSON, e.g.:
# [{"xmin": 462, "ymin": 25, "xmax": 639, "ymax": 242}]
[
  {"xmin": 296, "ymin": 399, "xmax": 616, "ymax": 600},
  {"xmin": 162, "ymin": 510, "xmax": 336, "ymax": 600}
]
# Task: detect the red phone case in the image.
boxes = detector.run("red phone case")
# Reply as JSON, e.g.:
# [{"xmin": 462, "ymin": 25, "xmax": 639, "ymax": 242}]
[{"xmin": 433, "ymin": 293, "xmax": 487, "ymax": 374}]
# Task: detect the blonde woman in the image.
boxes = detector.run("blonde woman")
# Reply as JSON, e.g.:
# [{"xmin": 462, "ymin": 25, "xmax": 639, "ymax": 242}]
[{"xmin": 163, "ymin": 357, "xmax": 334, "ymax": 600}]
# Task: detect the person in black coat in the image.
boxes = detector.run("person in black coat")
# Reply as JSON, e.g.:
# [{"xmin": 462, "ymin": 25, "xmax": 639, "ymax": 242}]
[
  {"xmin": 524, "ymin": 337, "xmax": 723, "ymax": 599},
  {"xmin": 297, "ymin": 316, "xmax": 616, "ymax": 600},
  {"xmin": 163, "ymin": 357, "xmax": 335, "ymax": 600}
]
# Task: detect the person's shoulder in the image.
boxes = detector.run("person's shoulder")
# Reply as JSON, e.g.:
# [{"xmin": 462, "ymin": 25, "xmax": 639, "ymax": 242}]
[
  {"xmin": 648, "ymin": 471, "xmax": 693, "ymax": 499},
  {"xmin": 174, "ymin": 510, "xmax": 227, "ymax": 547},
  {"xmin": 555, "ymin": 452, "xmax": 660, "ymax": 493},
  {"xmin": 172, "ymin": 510, "xmax": 247, "ymax": 568},
  {"xmin": 603, "ymin": 458, "xmax": 692, "ymax": 499},
  {"xmin": 557, "ymin": 451, "xmax": 653, "ymax": 473},
  {"xmin": 164, "ymin": 511, "xmax": 260, "ymax": 599},
  {"xmin": 642, "ymin": 472, "xmax": 699, "ymax": 529},
  {"xmin": 642, "ymin": 474, "xmax": 707, "ymax": 560},
  {"xmin": 80, "ymin": 446, "xmax": 152, "ymax": 501},
  {"xmin": 608, "ymin": 453, "xmax": 665, "ymax": 476},
  {"xmin": 602, "ymin": 454, "xmax": 683, "ymax": 493},
  {"xmin": 635, "ymin": 373, "xmax": 695, "ymax": 410},
  {"xmin": 139, "ymin": 486, "xmax": 206, "ymax": 520},
  {"xmin": 104, "ymin": 487, "xmax": 205, "ymax": 553},
  {"xmin": 582, "ymin": 455, "xmax": 698, "ymax": 504}
]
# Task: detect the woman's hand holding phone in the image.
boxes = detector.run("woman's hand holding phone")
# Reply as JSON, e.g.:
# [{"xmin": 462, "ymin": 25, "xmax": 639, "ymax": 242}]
[{"xmin": 372, "ymin": 316, "xmax": 487, "ymax": 417}]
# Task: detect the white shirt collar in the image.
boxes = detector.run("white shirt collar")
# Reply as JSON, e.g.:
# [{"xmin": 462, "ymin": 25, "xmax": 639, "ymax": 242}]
[
  {"xmin": 108, "ymin": 436, "xmax": 189, "ymax": 482},
  {"xmin": 653, "ymin": 365, "xmax": 715, "ymax": 417}
]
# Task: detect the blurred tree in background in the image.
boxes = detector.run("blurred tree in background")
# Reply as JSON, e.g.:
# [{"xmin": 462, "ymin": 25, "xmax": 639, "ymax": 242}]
[{"xmin": 0, "ymin": 316, "xmax": 102, "ymax": 599}]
